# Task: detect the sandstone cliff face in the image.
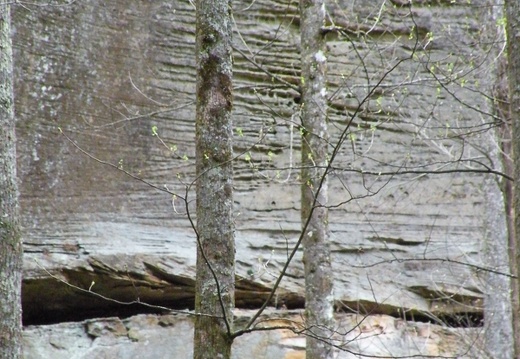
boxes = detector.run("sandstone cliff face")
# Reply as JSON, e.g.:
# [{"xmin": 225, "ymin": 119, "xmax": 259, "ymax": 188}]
[
  {"xmin": 23, "ymin": 311, "xmax": 483, "ymax": 359},
  {"xmin": 13, "ymin": 0, "xmax": 502, "ymax": 357}
]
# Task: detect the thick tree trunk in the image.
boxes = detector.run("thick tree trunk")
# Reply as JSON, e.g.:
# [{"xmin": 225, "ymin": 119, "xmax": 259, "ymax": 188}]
[
  {"xmin": 300, "ymin": 0, "xmax": 334, "ymax": 358},
  {"xmin": 193, "ymin": 0, "xmax": 235, "ymax": 358},
  {"xmin": 0, "ymin": 4, "xmax": 23, "ymax": 359},
  {"xmin": 506, "ymin": 0, "xmax": 520, "ymax": 357}
]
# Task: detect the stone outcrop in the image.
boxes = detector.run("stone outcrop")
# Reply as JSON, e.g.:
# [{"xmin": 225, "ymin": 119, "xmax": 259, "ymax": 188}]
[
  {"xmin": 23, "ymin": 311, "xmax": 483, "ymax": 359},
  {"xmin": 12, "ymin": 0, "xmax": 503, "ymax": 357}
]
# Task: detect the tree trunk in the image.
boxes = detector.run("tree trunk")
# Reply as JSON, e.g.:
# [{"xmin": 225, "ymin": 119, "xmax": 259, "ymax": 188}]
[
  {"xmin": 480, "ymin": 3, "xmax": 513, "ymax": 357},
  {"xmin": 193, "ymin": 0, "xmax": 235, "ymax": 358},
  {"xmin": 300, "ymin": 0, "xmax": 334, "ymax": 358},
  {"xmin": 0, "ymin": 4, "xmax": 23, "ymax": 359},
  {"xmin": 482, "ymin": 124, "xmax": 513, "ymax": 359},
  {"xmin": 506, "ymin": 0, "xmax": 520, "ymax": 357}
]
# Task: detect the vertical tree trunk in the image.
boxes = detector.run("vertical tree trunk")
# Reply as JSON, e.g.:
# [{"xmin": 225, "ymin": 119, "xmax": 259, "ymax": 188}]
[
  {"xmin": 506, "ymin": 0, "xmax": 520, "ymax": 357},
  {"xmin": 300, "ymin": 1, "xmax": 334, "ymax": 358},
  {"xmin": 193, "ymin": 0, "xmax": 235, "ymax": 358},
  {"xmin": 0, "ymin": 4, "xmax": 23, "ymax": 359},
  {"xmin": 481, "ymin": 4, "xmax": 513, "ymax": 357},
  {"xmin": 482, "ymin": 128, "xmax": 513, "ymax": 359}
]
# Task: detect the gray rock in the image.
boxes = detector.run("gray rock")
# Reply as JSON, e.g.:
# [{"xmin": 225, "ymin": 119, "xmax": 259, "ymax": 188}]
[
  {"xmin": 23, "ymin": 311, "xmax": 484, "ymax": 359},
  {"xmin": 13, "ymin": 0, "xmax": 503, "ymax": 357}
]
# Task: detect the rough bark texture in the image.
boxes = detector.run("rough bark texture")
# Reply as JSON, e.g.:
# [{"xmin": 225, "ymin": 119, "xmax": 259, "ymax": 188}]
[
  {"xmin": 481, "ymin": 2, "xmax": 513, "ymax": 357},
  {"xmin": 300, "ymin": 0, "xmax": 334, "ymax": 358},
  {"xmin": 481, "ymin": 124, "xmax": 513, "ymax": 359},
  {"xmin": 193, "ymin": 0, "xmax": 235, "ymax": 358},
  {"xmin": 506, "ymin": 0, "xmax": 520, "ymax": 357},
  {"xmin": 0, "ymin": 4, "xmax": 23, "ymax": 358}
]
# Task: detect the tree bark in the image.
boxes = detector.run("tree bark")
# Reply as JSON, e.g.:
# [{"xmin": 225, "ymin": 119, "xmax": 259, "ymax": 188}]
[
  {"xmin": 0, "ymin": 4, "xmax": 23, "ymax": 359},
  {"xmin": 193, "ymin": 0, "xmax": 235, "ymax": 358},
  {"xmin": 506, "ymin": 0, "xmax": 520, "ymax": 357},
  {"xmin": 482, "ymin": 124, "xmax": 513, "ymax": 359},
  {"xmin": 300, "ymin": 0, "xmax": 334, "ymax": 358},
  {"xmin": 480, "ymin": 3, "xmax": 513, "ymax": 357}
]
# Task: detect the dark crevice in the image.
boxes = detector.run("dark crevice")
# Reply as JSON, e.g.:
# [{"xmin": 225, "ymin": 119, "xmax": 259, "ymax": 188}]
[
  {"xmin": 22, "ymin": 274, "xmax": 481, "ymax": 328},
  {"xmin": 336, "ymin": 299, "xmax": 483, "ymax": 328},
  {"xmin": 23, "ymin": 301, "xmax": 180, "ymax": 326},
  {"xmin": 22, "ymin": 277, "xmax": 195, "ymax": 326},
  {"xmin": 22, "ymin": 271, "xmax": 299, "ymax": 326}
]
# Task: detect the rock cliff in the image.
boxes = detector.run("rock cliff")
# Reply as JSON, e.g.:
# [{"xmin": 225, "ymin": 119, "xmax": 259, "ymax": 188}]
[{"xmin": 13, "ymin": 0, "xmax": 504, "ymax": 357}]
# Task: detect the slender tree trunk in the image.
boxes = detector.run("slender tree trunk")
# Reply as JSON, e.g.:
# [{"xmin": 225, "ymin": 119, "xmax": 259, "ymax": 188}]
[
  {"xmin": 193, "ymin": 0, "xmax": 235, "ymax": 358},
  {"xmin": 481, "ymin": 3, "xmax": 513, "ymax": 357},
  {"xmin": 482, "ymin": 122, "xmax": 513, "ymax": 359},
  {"xmin": 0, "ymin": 4, "xmax": 23, "ymax": 359},
  {"xmin": 506, "ymin": 0, "xmax": 520, "ymax": 357},
  {"xmin": 300, "ymin": 1, "xmax": 334, "ymax": 358}
]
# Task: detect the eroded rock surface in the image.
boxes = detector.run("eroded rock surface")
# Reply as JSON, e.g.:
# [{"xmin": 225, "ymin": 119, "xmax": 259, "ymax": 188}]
[
  {"xmin": 13, "ymin": 0, "xmax": 502, "ymax": 356},
  {"xmin": 23, "ymin": 311, "xmax": 485, "ymax": 359}
]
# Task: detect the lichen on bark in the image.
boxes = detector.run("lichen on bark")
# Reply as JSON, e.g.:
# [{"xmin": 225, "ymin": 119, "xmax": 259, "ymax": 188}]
[
  {"xmin": 300, "ymin": 0, "xmax": 334, "ymax": 358},
  {"xmin": 0, "ymin": 3, "xmax": 23, "ymax": 358},
  {"xmin": 193, "ymin": 0, "xmax": 235, "ymax": 358}
]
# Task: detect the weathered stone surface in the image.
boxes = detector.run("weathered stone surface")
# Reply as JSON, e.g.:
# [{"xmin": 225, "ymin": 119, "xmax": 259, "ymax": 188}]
[
  {"xmin": 12, "ymin": 0, "xmax": 504, "ymax": 356},
  {"xmin": 23, "ymin": 311, "xmax": 484, "ymax": 359}
]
